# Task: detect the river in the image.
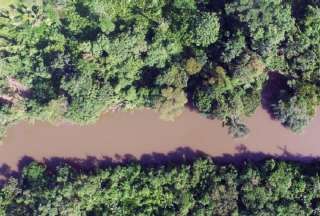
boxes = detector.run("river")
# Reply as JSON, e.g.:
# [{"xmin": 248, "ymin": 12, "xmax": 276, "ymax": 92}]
[{"xmin": 0, "ymin": 106, "xmax": 320, "ymax": 173}]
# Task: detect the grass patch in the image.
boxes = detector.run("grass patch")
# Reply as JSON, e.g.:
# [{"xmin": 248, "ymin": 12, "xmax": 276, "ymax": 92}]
[
  {"xmin": 0, "ymin": 0, "xmax": 17, "ymax": 8},
  {"xmin": 0, "ymin": 0, "xmax": 38, "ymax": 9}
]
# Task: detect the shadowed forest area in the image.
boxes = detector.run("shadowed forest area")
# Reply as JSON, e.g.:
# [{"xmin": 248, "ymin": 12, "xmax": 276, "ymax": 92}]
[{"xmin": 0, "ymin": 0, "xmax": 320, "ymax": 139}]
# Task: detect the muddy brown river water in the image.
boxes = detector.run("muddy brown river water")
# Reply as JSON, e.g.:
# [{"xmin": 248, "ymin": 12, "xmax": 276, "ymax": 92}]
[{"xmin": 1, "ymin": 107, "xmax": 320, "ymax": 172}]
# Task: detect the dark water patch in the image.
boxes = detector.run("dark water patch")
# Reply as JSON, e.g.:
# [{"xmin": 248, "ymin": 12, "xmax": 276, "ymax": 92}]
[{"xmin": 1, "ymin": 145, "xmax": 319, "ymax": 186}]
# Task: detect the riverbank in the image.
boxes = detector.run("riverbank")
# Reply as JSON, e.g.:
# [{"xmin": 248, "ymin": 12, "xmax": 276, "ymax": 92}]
[{"xmin": 0, "ymin": 106, "xmax": 320, "ymax": 174}]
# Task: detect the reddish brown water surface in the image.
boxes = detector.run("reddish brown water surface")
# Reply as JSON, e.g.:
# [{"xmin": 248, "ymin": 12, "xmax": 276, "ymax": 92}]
[{"xmin": 1, "ymin": 107, "xmax": 320, "ymax": 172}]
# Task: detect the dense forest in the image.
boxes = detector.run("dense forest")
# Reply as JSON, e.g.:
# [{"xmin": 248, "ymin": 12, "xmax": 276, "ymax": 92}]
[
  {"xmin": 1, "ymin": 158, "xmax": 320, "ymax": 215},
  {"xmin": 1, "ymin": 0, "xmax": 320, "ymax": 138}
]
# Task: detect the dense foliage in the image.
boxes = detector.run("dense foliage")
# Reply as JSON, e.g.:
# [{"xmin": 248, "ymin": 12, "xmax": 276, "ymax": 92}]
[
  {"xmin": 2, "ymin": 158, "xmax": 320, "ymax": 215},
  {"xmin": 1, "ymin": 0, "xmax": 320, "ymax": 137}
]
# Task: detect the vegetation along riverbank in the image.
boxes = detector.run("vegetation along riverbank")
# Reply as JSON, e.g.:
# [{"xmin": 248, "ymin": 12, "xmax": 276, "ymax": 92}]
[
  {"xmin": 0, "ymin": 0, "xmax": 320, "ymax": 138},
  {"xmin": 2, "ymin": 158, "xmax": 320, "ymax": 215}
]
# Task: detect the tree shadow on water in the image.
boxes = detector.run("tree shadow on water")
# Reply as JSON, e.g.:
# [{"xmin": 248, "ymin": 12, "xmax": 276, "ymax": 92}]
[
  {"xmin": 0, "ymin": 145, "xmax": 319, "ymax": 186},
  {"xmin": 214, "ymin": 144, "xmax": 320, "ymax": 166},
  {"xmin": 261, "ymin": 72, "xmax": 290, "ymax": 119}
]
